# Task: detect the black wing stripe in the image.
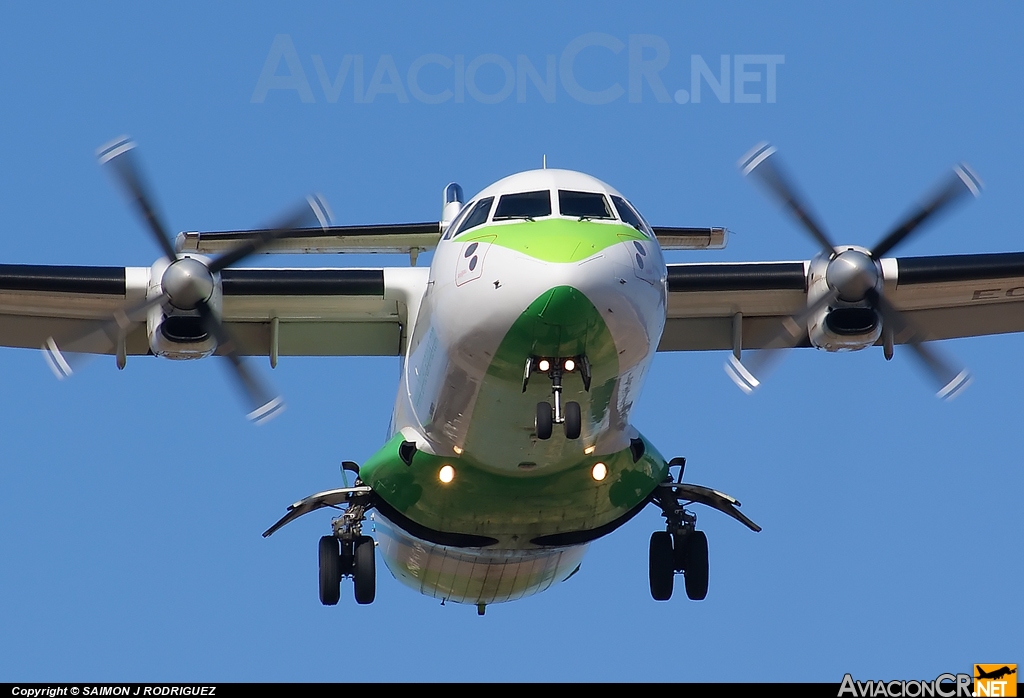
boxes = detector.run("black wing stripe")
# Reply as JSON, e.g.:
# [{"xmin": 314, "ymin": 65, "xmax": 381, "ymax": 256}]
[
  {"xmin": 220, "ymin": 269, "xmax": 385, "ymax": 296},
  {"xmin": 190, "ymin": 222, "xmax": 439, "ymax": 242},
  {"xmin": 668, "ymin": 262, "xmax": 806, "ymax": 292},
  {"xmin": 0, "ymin": 265, "xmax": 126, "ymax": 295},
  {"xmin": 897, "ymin": 252, "xmax": 1024, "ymax": 285}
]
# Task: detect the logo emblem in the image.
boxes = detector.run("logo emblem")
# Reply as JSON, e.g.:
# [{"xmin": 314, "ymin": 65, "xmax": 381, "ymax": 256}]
[{"xmin": 974, "ymin": 665, "xmax": 1017, "ymax": 697}]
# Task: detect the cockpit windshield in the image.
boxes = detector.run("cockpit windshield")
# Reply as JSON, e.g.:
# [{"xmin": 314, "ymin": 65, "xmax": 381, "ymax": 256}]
[
  {"xmin": 493, "ymin": 190, "xmax": 551, "ymax": 220},
  {"xmin": 559, "ymin": 190, "xmax": 614, "ymax": 219}
]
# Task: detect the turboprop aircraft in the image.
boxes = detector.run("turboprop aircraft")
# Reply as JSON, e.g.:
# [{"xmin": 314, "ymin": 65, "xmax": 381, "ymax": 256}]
[{"xmin": 1, "ymin": 137, "xmax": 1019, "ymax": 613}]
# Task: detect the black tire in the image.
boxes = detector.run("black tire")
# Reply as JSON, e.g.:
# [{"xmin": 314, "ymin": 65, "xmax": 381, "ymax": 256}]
[
  {"xmin": 318, "ymin": 535, "xmax": 341, "ymax": 606},
  {"xmin": 672, "ymin": 532, "xmax": 688, "ymax": 572},
  {"xmin": 649, "ymin": 531, "xmax": 674, "ymax": 601},
  {"xmin": 353, "ymin": 535, "xmax": 376, "ymax": 605},
  {"xmin": 564, "ymin": 401, "xmax": 581, "ymax": 440},
  {"xmin": 683, "ymin": 530, "xmax": 709, "ymax": 601},
  {"xmin": 535, "ymin": 402, "xmax": 553, "ymax": 440}
]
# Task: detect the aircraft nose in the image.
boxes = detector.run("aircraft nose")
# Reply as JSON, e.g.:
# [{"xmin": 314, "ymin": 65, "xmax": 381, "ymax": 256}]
[{"xmin": 521, "ymin": 285, "xmax": 603, "ymax": 359}]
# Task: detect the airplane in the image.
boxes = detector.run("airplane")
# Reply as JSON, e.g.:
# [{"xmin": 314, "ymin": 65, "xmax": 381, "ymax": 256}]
[
  {"xmin": 2, "ymin": 136, "xmax": 1020, "ymax": 615},
  {"xmin": 976, "ymin": 666, "xmax": 1017, "ymax": 681}
]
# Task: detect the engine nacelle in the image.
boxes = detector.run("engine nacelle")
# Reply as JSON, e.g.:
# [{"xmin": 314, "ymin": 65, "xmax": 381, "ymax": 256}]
[
  {"xmin": 805, "ymin": 251, "xmax": 882, "ymax": 352},
  {"xmin": 146, "ymin": 256, "xmax": 222, "ymax": 360}
]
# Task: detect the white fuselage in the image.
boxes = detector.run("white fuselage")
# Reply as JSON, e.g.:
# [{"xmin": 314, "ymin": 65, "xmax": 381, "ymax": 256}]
[{"xmin": 371, "ymin": 169, "xmax": 669, "ymax": 605}]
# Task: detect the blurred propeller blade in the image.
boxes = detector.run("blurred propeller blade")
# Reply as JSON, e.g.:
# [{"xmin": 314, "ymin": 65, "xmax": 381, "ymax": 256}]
[
  {"xmin": 735, "ymin": 143, "xmax": 979, "ymax": 399},
  {"xmin": 739, "ymin": 142, "xmax": 838, "ymax": 257},
  {"xmin": 196, "ymin": 301, "xmax": 284, "ymax": 424},
  {"xmin": 870, "ymin": 163, "xmax": 983, "ymax": 259},
  {"xmin": 97, "ymin": 136, "xmax": 179, "ymax": 262},
  {"xmin": 42, "ymin": 293, "xmax": 168, "ymax": 378},
  {"xmin": 724, "ymin": 354, "xmax": 760, "ymax": 394},
  {"xmin": 206, "ymin": 194, "xmax": 332, "ymax": 274},
  {"xmin": 50, "ymin": 136, "xmax": 328, "ymax": 423},
  {"xmin": 869, "ymin": 290, "xmax": 972, "ymax": 400},
  {"xmin": 724, "ymin": 288, "xmax": 840, "ymax": 393}
]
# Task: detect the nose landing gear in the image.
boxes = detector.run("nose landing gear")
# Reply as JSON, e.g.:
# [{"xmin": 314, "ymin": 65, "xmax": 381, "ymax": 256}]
[{"xmin": 526, "ymin": 355, "xmax": 588, "ymax": 440}]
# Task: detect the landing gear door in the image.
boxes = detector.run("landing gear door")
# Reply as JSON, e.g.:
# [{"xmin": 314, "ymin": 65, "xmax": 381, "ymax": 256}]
[{"xmin": 660, "ymin": 482, "xmax": 762, "ymax": 532}]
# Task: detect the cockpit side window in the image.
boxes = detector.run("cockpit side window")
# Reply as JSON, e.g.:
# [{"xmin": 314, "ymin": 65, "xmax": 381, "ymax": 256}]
[
  {"xmin": 611, "ymin": 195, "xmax": 652, "ymax": 236},
  {"xmin": 493, "ymin": 190, "xmax": 552, "ymax": 220},
  {"xmin": 559, "ymin": 190, "xmax": 614, "ymax": 219},
  {"xmin": 442, "ymin": 203, "xmax": 472, "ymax": 240},
  {"xmin": 454, "ymin": 196, "xmax": 494, "ymax": 236}
]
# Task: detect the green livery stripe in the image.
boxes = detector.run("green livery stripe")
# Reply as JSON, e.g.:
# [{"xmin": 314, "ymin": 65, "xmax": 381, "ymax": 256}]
[
  {"xmin": 360, "ymin": 431, "xmax": 666, "ymax": 543},
  {"xmin": 462, "ymin": 218, "xmax": 646, "ymax": 263},
  {"xmin": 360, "ymin": 285, "xmax": 668, "ymax": 543},
  {"xmin": 480, "ymin": 284, "xmax": 618, "ymax": 383},
  {"xmin": 461, "ymin": 284, "xmax": 620, "ymax": 466}
]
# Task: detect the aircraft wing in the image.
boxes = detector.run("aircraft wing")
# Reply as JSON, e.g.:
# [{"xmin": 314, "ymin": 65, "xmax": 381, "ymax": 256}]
[
  {"xmin": 0, "ymin": 264, "xmax": 428, "ymax": 357},
  {"xmin": 177, "ymin": 222, "xmax": 441, "ymax": 257},
  {"xmin": 659, "ymin": 251, "xmax": 1024, "ymax": 351}
]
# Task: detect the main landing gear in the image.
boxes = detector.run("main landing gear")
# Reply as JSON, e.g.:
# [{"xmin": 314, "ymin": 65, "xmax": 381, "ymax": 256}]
[
  {"xmin": 319, "ymin": 532, "xmax": 376, "ymax": 606},
  {"xmin": 318, "ymin": 468, "xmax": 376, "ymax": 605},
  {"xmin": 262, "ymin": 461, "xmax": 379, "ymax": 606},
  {"xmin": 649, "ymin": 457, "xmax": 709, "ymax": 601},
  {"xmin": 648, "ymin": 457, "xmax": 762, "ymax": 602},
  {"xmin": 649, "ymin": 527, "xmax": 709, "ymax": 602},
  {"xmin": 525, "ymin": 355, "xmax": 590, "ymax": 440}
]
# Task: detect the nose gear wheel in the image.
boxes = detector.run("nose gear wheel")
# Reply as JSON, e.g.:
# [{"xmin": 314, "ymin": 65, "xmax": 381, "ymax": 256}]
[{"xmin": 528, "ymin": 355, "xmax": 586, "ymax": 441}]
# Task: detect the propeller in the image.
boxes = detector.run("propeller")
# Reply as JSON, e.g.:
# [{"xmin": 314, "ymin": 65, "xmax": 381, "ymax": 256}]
[
  {"xmin": 726, "ymin": 142, "xmax": 980, "ymax": 400},
  {"xmin": 43, "ymin": 136, "xmax": 332, "ymax": 423}
]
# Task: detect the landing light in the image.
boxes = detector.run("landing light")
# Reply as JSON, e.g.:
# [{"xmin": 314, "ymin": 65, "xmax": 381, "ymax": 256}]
[
  {"xmin": 439, "ymin": 465, "xmax": 455, "ymax": 484},
  {"xmin": 538, "ymin": 359, "xmax": 550, "ymax": 372},
  {"xmin": 591, "ymin": 462, "xmax": 607, "ymax": 481},
  {"xmin": 564, "ymin": 359, "xmax": 575, "ymax": 372},
  {"xmin": 584, "ymin": 445, "xmax": 595, "ymax": 455},
  {"xmin": 453, "ymin": 445, "xmax": 463, "ymax": 455}
]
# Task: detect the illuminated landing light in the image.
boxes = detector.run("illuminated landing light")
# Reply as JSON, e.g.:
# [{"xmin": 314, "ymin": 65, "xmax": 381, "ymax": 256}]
[
  {"xmin": 538, "ymin": 359, "xmax": 550, "ymax": 372},
  {"xmin": 591, "ymin": 462, "xmax": 607, "ymax": 481},
  {"xmin": 563, "ymin": 358, "xmax": 575, "ymax": 372},
  {"xmin": 453, "ymin": 445, "xmax": 463, "ymax": 455},
  {"xmin": 438, "ymin": 465, "xmax": 455, "ymax": 484},
  {"xmin": 584, "ymin": 445, "xmax": 595, "ymax": 455}
]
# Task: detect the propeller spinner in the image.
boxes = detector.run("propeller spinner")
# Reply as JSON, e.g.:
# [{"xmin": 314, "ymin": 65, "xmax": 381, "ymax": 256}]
[
  {"xmin": 43, "ymin": 136, "xmax": 332, "ymax": 423},
  {"xmin": 726, "ymin": 142, "xmax": 980, "ymax": 400}
]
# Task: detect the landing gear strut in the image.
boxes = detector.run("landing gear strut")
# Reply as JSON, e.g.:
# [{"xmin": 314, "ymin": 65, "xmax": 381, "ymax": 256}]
[
  {"xmin": 526, "ymin": 355, "xmax": 588, "ymax": 440},
  {"xmin": 318, "ymin": 485, "xmax": 376, "ymax": 605},
  {"xmin": 648, "ymin": 457, "xmax": 761, "ymax": 601}
]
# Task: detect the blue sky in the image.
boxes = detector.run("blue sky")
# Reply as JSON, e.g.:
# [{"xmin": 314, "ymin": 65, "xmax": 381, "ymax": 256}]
[{"xmin": 0, "ymin": 2, "xmax": 1020, "ymax": 683}]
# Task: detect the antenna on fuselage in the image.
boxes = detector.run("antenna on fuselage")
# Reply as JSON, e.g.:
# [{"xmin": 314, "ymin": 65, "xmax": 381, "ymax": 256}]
[{"xmin": 542, "ymin": 154, "xmax": 547, "ymax": 169}]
